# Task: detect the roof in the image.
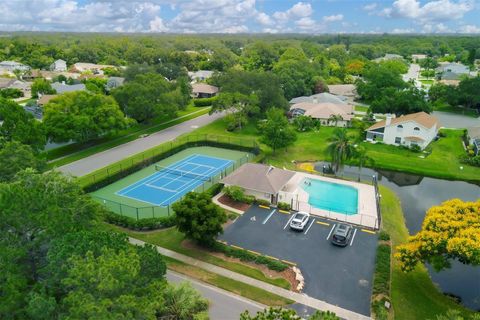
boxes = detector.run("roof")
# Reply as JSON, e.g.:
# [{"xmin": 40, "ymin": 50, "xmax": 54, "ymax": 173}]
[
  {"xmin": 467, "ymin": 127, "xmax": 480, "ymax": 139},
  {"xmin": 107, "ymin": 77, "xmax": 125, "ymax": 85},
  {"xmin": 412, "ymin": 54, "xmax": 427, "ymax": 58},
  {"xmin": 0, "ymin": 60, "xmax": 25, "ymax": 67},
  {"xmin": 51, "ymin": 82, "xmax": 86, "ymax": 94},
  {"xmin": 438, "ymin": 79, "xmax": 460, "ymax": 86},
  {"xmin": 289, "ymin": 92, "xmax": 347, "ymax": 105},
  {"xmin": 54, "ymin": 59, "xmax": 66, "ymax": 63},
  {"xmin": 188, "ymin": 70, "xmax": 214, "ymax": 79},
  {"xmin": 327, "ymin": 84, "xmax": 357, "ymax": 97},
  {"xmin": 436, "ymin": 62, "xmax": 469, "ymax": 74},
  {"xmin": 0, "ymin": 77, "xmax": 15, "ymax": 88},
  {"xmin": 290, "ymin": 102, "xmax": 354, "ymax": 120},
  {"xmin": 221, "ymin": 163, "xmax": 296, "ymax": 194},
  {"xmin": 37, "ymin": 94, "xmax": 58, "ymax": 105},
  {"xmin": 192, "ymin": 83, "xmax": 218, "ymax": 94},
  {"xmin": 440, "ymin": 71, "xmax": 462, "ymax": 80},
  {"xmin": 366, "ymin": 112, "xmax": 439, "ymax": 131}
]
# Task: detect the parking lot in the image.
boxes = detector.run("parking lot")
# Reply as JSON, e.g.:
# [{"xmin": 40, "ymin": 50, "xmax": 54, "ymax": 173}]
[{"xmin": 219, "ymin": 205, "xmax": 378, "ymax": 316}]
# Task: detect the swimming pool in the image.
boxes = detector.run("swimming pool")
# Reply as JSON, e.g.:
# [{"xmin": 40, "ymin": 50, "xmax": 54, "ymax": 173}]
[{"xmin": 301, "ymin": 178, "xmax": 358, "ymax": 215}]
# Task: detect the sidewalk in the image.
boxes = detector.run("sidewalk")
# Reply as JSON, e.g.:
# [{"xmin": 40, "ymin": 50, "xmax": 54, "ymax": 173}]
[{"xmin": 129, "ymin": 237, "xmax": 372, "ymax": 320}]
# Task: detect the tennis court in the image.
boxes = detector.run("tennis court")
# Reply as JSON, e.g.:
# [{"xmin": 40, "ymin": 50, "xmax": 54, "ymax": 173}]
[
  {"xmin": 116, "ymin": 154, "xmax": 232, "ymax": 206},
  {"xmin": 90, "ymin": 147, "xmax": 252, "ymax": 219}
]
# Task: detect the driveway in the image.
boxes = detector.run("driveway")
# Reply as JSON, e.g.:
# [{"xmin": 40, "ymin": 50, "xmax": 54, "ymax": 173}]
[
  {"xmin": 403, "ymin": 63, "xmax": 420, "ymax": 82},
  {"xmin": 433, "ymin": 111, "xmax": 480, "ymax": 129},
  {"xmin": 56, "ymin": 112, "xmax": 224, "ymax": 177},
  {"xmin": 167, "ymin": 270, "xmax": 264, "ymax": 320},
  {"xmin": 219, "ymin": 206, "xmax": 378, "ymax": 316}
]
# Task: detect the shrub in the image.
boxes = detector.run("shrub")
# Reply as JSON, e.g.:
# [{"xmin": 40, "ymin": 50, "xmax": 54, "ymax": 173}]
[
  {"xmin": 438, "ymin": 131, "xmax": 447, "ymax": 138},
  {"xmin": 223, "ymin": 185, "xmax": 246, "ymax": 202},
  {"xmin": 378, "ymin": 231, "xmax": 391, "ymax": 241},
  {"xmin": 410, "ymin": 144, "xmax": 421, "ymax": 153},
  {"xmin": 277, "ymin": 202, "xmax": 291, "ymax": 211},
  {"xmin": 206, "ymin": 183, "xmax": 223, "ymax": 197},
  {"xmin": 460, "ymin": 155, "xmax": 480, "ymax": 167},
  {"xmin": 193, "ymin": 96, "xmax": 217, "ymax": 107},
  {"xmin": 244, "ymin": 195, "xmax": 255, "ymax": 204},
  {"xmin": 372, "ymin": 244, "xmax": 391, "ymax": 296},
  {"xmin": 104, "ymin": 212, "xmax": 176, "ymax": 230},
  {"xmin": 255, "ymin": 199, "xmax": 271, "ymax": 206},
  {"xmin": 372, "ymin": 299, "xmax": 389, "ymax": 320}
]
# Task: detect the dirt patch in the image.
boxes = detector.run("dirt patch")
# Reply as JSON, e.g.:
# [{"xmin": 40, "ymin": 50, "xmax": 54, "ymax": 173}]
[
  {"xmin": 182, "ymin": 239, "xmax": 300, "ymax": 292},
  {"xmin": 218, "ymin": 194, "xmax": 251, "ymax": 212}
]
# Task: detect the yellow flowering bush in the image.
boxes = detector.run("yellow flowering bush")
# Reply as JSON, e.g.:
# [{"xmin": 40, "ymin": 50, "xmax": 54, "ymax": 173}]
[{"xmin": 396, "ymin": 199, "xmax": 480, "ymax": 272}]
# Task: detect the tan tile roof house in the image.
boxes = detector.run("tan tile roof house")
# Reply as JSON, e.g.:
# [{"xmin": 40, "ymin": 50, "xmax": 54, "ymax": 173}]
[
  {"xmin": 221, "ymin": 163, "xmax": 296, "ymax": 197},
  {"xmin": 290, "ymin": 102, "xmax": 354, "ymax": 127},
  {"xmin": 37, "ymin": 94, "xmax": 58, "ymax": 106},
  {"xmin": 191, "ymin": 83, "xmax": 219, "ymax": 98},
  {"xmin": 366, "ymin": 112, "xmax": 440, "ymax": 150}
]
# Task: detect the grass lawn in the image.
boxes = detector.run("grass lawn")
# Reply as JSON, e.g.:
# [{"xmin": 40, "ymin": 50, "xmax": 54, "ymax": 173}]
[
  {"xmin": 355, "ymin": 105, "xmax": 369, "ymax": 112},
  {"xmin": 164, "ymin": 256, "xmax": 294, "ymax": 306},
  {"xmin": 184, "ymin": 118, "xmax": 480, "ymax": 183},
  {"xmin": 379, "ymin": 186, "xmax": 474, "ymax": 320},
  {"xmin": 46, "ymin": 105, "xmax": 211, "ymax": 168},
  {"xmin": 433, "ymin": 104, "xmax": 479, "ymax": 118},
  {"xmin": 110, "ymin": 225, "xmax": 292, "ymax": 290},
  {"xmin": 419, "ymin": 79, "xmax": 435, "ymax": 85}
]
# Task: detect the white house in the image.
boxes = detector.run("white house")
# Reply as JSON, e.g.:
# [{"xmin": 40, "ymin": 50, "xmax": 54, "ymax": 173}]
[
  {"xmin": 467, "ymin": 127, "xmax": 480, "ymax": 155},
  {"xmin": 0, "ymin": 61, "xmax": 30, "ymax": 72},
  {"xmin": 221, "ymin": 163, "xmax": 296, "ymax": 204},
  {"xmin": 191, "ymin": 83, "xmax": 218, "ymax": 98},
  {"xmin": 289, "ymin": 102, "xmax": 354, "ymax": 127},
  {"xmin": 50, "ymin": 59, "xmax": 67, "ymax": 72},
  {"xmin": 411, "ymin": 54, "xmax": 427, "ymax": 62},
  {"xmin": 366, "ymin": 112, "xmax": 440, "ymax": 150},
  {"xmin": 188, "ymin": 70, "xmax": 214, "ymax": 82}
]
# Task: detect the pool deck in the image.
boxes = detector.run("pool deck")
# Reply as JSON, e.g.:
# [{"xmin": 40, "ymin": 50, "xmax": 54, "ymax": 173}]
[{"xmin": 280, "ymin": 173, "xmax": 379, "ymax": 229}]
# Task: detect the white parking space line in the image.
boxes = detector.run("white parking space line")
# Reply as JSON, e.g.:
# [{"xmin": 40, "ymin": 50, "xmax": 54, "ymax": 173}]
[
  {"xmin": 284, "ymin": 214, "xmax": 295, "ymax": 230},
  {"xmin": 350, "ymin": 228, "xmax": 358, "ymax": 246},
  {"xmin": 304, "ymin": 219, "xmax": 315, "ymax": 235},
  {"xmin": 326, "ymin": 224, "xmax": 336, "ymax": 240},
  {"xmin": 262, "ymin": 209, "xmax": 276, "ymax": 225}
]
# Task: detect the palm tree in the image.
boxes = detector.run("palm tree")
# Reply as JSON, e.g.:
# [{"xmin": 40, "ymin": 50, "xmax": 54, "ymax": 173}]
[
  {"xmin": 326, "ymin": 128, "xmax": 355, "ymax": 173},
  {"xmin": 354, "ymin": 146, "xmax": 370, "ymax": 181},
  {"xmin": 328, "ymin": 114, "xmax": 343, "ymax": 127}
]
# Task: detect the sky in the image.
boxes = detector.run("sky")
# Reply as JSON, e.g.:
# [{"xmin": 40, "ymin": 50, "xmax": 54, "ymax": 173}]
[{"xmin": 0, "ymin": 0, "xmax": 479, "ymax": 34}]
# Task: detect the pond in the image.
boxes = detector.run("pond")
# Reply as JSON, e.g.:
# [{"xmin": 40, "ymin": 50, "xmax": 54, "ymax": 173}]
[{"xmin": 314, "ymin": 162, "xmax": 480, "ymax": 310}]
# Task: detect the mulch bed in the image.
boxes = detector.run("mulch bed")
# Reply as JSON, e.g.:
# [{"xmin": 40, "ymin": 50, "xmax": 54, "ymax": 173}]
[
  {"xmin": 182, "ymin": 239, "xmax": 300, "ymax": 292},
  {"xmin": 218, "ymin": 194, "xmax": 251, "ymax": 212}
]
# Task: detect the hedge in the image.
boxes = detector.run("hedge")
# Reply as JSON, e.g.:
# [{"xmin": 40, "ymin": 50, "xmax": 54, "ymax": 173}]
[
  {"xmin": 104, "ymin": 211, "xmax": 176, "ymax": 231},
  {"xmin": 277, "ymin": 202, "xmax": 291, "ymax": 210},
  {"xmin": 372, "ymin": 243, "xmax": 391, "ymax": 296},
  {"xmin": 213, "ymin": 242, "xmax": 288, "ymax": 272},
  {"xmin": 193, "ymin": 96, "xmax": 217, "ymax": 107}
]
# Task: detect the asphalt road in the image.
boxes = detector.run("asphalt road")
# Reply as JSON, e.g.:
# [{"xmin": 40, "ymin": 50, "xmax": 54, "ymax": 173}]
[
  {"xmin": 402, "ymin": 63, "xmax": 420, "ymax": 82},
  {"xmin": 166, "ymin": 270, "xmax": 264, "ymax": 320},
  {"xmin": 219, "ymin": 206, "xmax": 378, "ymax": 316},
  {"xmin": 432, "ymin": 111, "xmax": 480, "ymax": 129},
  {"xmin": 56, "ymin": 112, "xmax": 224, "ymax": 177}
]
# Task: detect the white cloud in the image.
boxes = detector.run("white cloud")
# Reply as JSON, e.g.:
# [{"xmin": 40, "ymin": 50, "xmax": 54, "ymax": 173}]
[
  {"xmin": 386, "ymin": 0, "xmax": 473, "ymax": 22},
  {"xmin": 458, "ymin": 24, "xmax": 480, "ymax": 33},
  {"xmin": 273, "ymin": 2, "xmax": 313, "ymax": 23},
  {"xmin": 363, "ymin": 3, "xmax": 377, "ymax": 11},
  {"xmin": 323, "ymin": 14, "xmax": 343, "ymax": 22},
  {"xmin": 256, "ymin": 12, "xmax": 274, "ymax": 26},
  {"xmin": 391, "ymin": 27, "xmax": 415, "ymax": 33},
  {"xmin": 149, "ymin": 16, "xmax": 168, "ymax": 32},
  {"xmin": 296, "ymin": 17, "xmax": 317, "ymax": 29}
]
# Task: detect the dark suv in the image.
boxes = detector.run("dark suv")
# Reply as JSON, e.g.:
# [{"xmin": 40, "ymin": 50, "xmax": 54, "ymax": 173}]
[{"xmin": 331, "ymin": 223, "xmax": 353, "ymax": 247}]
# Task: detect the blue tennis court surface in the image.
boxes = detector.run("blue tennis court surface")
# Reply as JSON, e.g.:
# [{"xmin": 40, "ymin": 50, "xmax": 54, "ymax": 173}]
[{"xmin": 116, "ymin": 154, "xmax": 233, "ymax": 206}]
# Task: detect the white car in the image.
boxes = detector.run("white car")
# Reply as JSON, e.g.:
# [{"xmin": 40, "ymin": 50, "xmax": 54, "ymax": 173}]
[{"xmin": 289, "ymin": 212, "xmax": 310, "ymax": 231}]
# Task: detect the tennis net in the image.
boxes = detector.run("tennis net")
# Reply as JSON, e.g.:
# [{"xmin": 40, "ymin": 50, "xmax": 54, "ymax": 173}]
[{"xmin": 154, "ymin": 165, "xmax": 212, "ymax": 181}]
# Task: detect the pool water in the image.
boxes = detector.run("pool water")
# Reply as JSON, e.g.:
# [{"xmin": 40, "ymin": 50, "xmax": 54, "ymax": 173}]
[{"xmin": 301, "ymin": 178, "xmax": 358, "ymax": 215}]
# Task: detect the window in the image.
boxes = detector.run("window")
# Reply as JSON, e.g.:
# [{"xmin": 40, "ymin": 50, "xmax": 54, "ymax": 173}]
[
  {"xmin": 396, "ymin": 124, "xmax": 403, "ymax": 131},
  {"xmin": 395, "ymin": 137, "xmax": 402, "ymax": 144},
  {"xmin": 414, "ymin": 127, "xmax": 420, "ymax": 132}
]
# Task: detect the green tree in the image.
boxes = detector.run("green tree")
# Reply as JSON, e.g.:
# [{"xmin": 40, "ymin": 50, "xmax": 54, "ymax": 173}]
[
  {"xmin": 0, "ymin": 141, "xmax": 45, "ymax": 182},
  {"xmin": 0, "ymin": 88, "xmax": 23, "ymax": 98},
  {"xmin": 241, "ymin": 41, "xmax": 279, "ymax": 71},
  {"xmin": 0, "ymin": 98, "xmax": 46, "ymax": 150},
  {"xmin": 31, "ymin": 78, "xmax": 56, "ymax": 98},
  {"xmin": 113, "ymin": 73, "xmax": 186, "ymax": 122},
  {"xmin": 456, "ymin": 77, "xmax": 480, "ymax": 109},
  {"xmin": 240, "ymin": 307, "xmax": 340, "ymax": 320},
  {"xmin": 173, "ymin": 192, "xmax": 227, "ymax": 247},
  {"xmin": 83, "ymin": 77, "xmax": 107, "ymax": 94},
  {"xmin": 370, "ymin": 87, "xmax": 431, "ymax": 116},
  {"xmin": 260, "ymin": 108, "xmax": 297, "ymax": 154},
  {"xmin": 211, "ymin": 92, "xmax": 258, "ymax": 130},
  {"xmin": 356, "ymin": 63, "xmax": 406, "ymax": 102},
  {"xmin": 43, "ymin": 91, "xmax": 129, "ymax": 143},
  {"xmin": 326, "ymin": 128, "xmax": 355, "ymax": 172},
  {"xmin": 161, "ymin": 282, "xmax": 209, "ymax": 320}
]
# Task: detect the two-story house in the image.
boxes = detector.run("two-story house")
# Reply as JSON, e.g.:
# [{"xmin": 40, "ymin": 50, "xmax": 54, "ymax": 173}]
[
  {"xmin": 366, "ymin": 112, "xmax": 440, "ymax": 150},
  {"xmin": 50, "ymin": 59, "xmax": 67, "ymax": 72}
]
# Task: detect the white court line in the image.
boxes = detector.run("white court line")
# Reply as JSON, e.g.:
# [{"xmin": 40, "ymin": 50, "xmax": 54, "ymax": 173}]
[
  {"xmin": 304, "ymin": 218, "xmax": 316, "ymax": 235},
  {"xmin": 326, "ymin": 224, "xmax": 336, "ymax": 240},
  {"xmin": 350, "ymin": 228, "xmax": 358, "ymax": 246},
  {"xmin": 262, "ymin": 209, "xmax": 276, "ymax": 224},
  {"xmin": 284, "ymin": 214, "xmax": 296, "ymax": 230}
]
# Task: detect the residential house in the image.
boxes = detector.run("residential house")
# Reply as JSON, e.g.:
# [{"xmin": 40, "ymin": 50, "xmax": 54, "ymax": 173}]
[
  {"xmin": 373, "ymin": 54, "xmax": 404, "ymax": 62},
  {"xmin": 51, "ymin": 82, "xmax": 86, "ymax": 94},
  {"xmin": 289, "ymin": 102, "xmax": 354, "ymax": 127},
  {"xmin": 0, "ymin": 60, "xmax": 30, "ymax": 72},
  {"xmin": 72, "ymin": 62, "xmax": 115, "ymax": 74},
  {"xmin": 105, "ymin": 77, "xmax": 125, "ymax": 91},
  {"xmin": 289, "ymin": 92, "xmax": 348, "ymax": 105},
  {"xmin": 0, "ymin": 77, "xmax": 16, "ymax": 89},
  {"xmin": 191, "ymin": 83, "xmax": 219, "ymax": 98},
  {"xmin": 8, "ymin": 80, "xmax": 31, "ymax": 95},
  {"xmin": 467, "ymin": 127, "xmax": 480, "ymax": 155},
  {"xmin": 365, "ymin": 111, "xmax": 440, "ymax": 150},
  {"xmin": 436, "ymin": 62, "xmax": 470, "ymax": 80},
  {"xmin": 221, "ymin": 163, "xmax": 296, "ymax": 204},
  {"xmin": 411, "ymin": 54, "xmax": 427, "ymax": 62},
  {"xmin": 50, "ymin": 59, "xmax": 67, "ymax": 72},
  {"xmin": 327, "ymin": 84, "xmax": 358, "ymax": 102},
  {"xmin": 37, "ymin": 94, "xmax": 58, "ymax": 107},
  {"xmin": 188, "ymin": 70, "xmax": 214, "ymax": 82}
]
